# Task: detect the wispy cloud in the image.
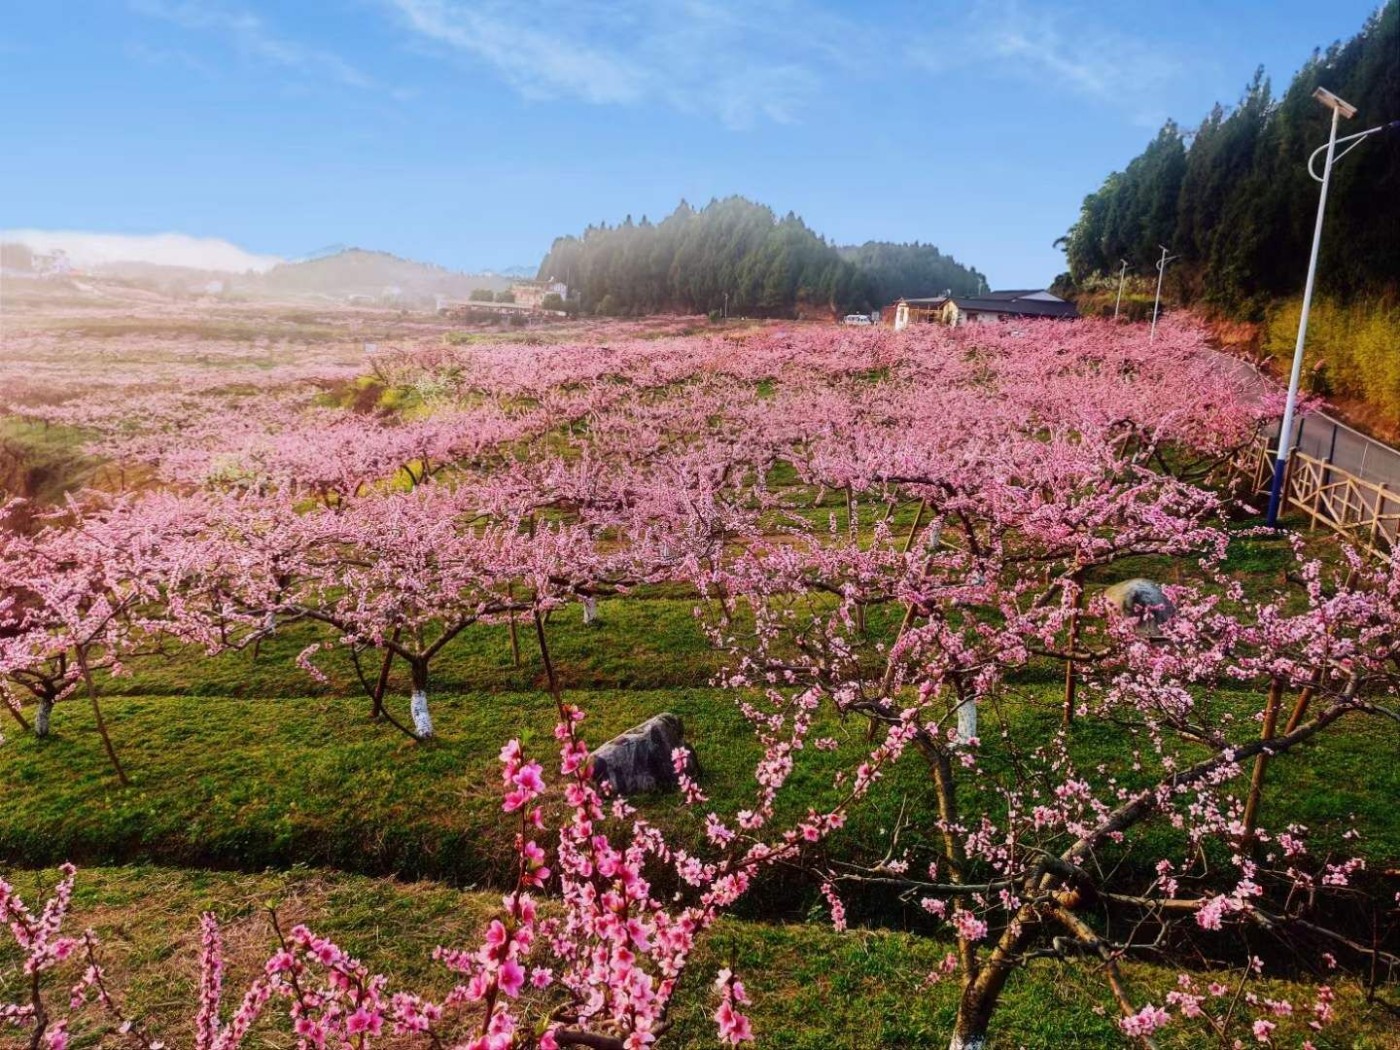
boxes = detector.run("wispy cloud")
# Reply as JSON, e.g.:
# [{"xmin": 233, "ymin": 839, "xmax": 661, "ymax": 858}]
[
  {"xmin": 383, "ymin": 0, "xmax": 864, "ymax": 129},
  {"xmin": 131, "ymin": 0, "xmax": 374, "ymax": 90},
  {"xmin": 2, "ymin": 229, "xmax": 283, "ymax": 273},
  {"xmin": 909, "ymin": 1, "xmax": 1185, "ymax": 126}
]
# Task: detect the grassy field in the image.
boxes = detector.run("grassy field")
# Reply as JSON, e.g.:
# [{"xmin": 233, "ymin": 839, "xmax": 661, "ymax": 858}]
[
  {"xmin": 6, "ymin": 580, "xmax": 1399, "ymax": 889},
  {"xmin": 3, "ymin": 537, "xmax": 1396, "ymax": 1045},
  {"xmin": 2, "ymin": 523, "xmax": 1396, "ymax": 1047},
  {"xmin": 3, "ymin": 865, "xmax": 1394, "ymax": 1050}
]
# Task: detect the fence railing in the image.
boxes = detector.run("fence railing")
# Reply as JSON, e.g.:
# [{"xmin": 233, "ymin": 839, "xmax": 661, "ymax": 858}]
[
  {"xmin": 1207, "ymin": 349, "xmax": 1400, "ymax": 498},
  {"xmin": 1234, "ymin": 439, "xmax": 1399, "ymax": 557}
]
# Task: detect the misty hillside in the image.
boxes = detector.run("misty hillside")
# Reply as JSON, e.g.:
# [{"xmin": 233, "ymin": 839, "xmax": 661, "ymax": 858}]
[
  {"xmin": 240, "ymin": 249, "xmax": 511, "ymax": 303},
  {"xmin": 3, "ymin": 238, "xmax": 516, "ymax": 306}
]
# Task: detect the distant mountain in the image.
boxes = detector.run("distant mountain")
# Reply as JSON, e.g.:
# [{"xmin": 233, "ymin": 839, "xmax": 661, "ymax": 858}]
[
  {"xmin": 240, "ymin": 248, "xmax": 511, "ymax": 303},
  {"xmin": 0, "ymin": 233, "xmax": 518, "ymax": 305},
  {"xmin": 484, "ymin": 264, "xmax": 539, "ymax": 279},
  {"xmin": 292, "ymin": 244, "xmax": 351, "ymax": 263}
]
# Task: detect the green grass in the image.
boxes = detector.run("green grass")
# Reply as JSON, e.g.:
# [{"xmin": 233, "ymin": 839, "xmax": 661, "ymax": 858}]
[
  {"xmin": 5, "ymin": 516, "xmax": 1395, "ymax": 901},
  {"xmin": 4, "ymin": 605, "xmax": 1396, "ymax": 911},
  {"xmin": 0, "ymin": 417, "xmax": 105, "ymax": 503},
  {"xmin": 2, "ymin": 865, "xmax": 1393, "ymax": 1049},
  {"xmin": 0, "ymin": 680, "xmax": 939, "ymax": 907},
  {"xmin": 102, "ymin": 597, "xmax": 725, "ymax": 700}
]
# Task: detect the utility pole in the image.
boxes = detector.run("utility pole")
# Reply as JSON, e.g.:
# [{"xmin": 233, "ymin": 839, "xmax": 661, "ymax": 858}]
[{"xmin": 1149, "ymin": 245, "xmax": 1176, "ymax": 342}]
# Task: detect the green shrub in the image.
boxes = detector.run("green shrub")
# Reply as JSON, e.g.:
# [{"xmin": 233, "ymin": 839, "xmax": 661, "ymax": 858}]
[{"xmin": 1264, "ymin": 296, "xmax": 1400, "ymax": 420}]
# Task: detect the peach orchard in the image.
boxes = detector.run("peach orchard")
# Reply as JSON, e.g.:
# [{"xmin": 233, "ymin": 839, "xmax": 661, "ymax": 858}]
[{"xmin": 2, "ymin": 318, "xmax": 1397, "ymax": 1050}]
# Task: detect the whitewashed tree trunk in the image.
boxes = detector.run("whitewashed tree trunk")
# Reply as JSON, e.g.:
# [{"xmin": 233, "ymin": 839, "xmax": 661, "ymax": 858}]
[
  {"xmin": 409, "ymin": 661, "xmax": 434, "ymax": 738},
  {"xmin": 956, "ymin": 697, "xmax": 978, "ymax": 744},
  {"xmin": 35, "ymin": 696, "xmax": 54, "ymax": 738},
  {"xmin": 948, "ymin": 1034, "xmax": 986, "ymax": 1050},
  {"xmin": 582, "ymin": 596, "xmax": 599, "ymax": 624},
  {"xmin": 410, "ymin": 690, "xmax": 434, "ymax": 738}
]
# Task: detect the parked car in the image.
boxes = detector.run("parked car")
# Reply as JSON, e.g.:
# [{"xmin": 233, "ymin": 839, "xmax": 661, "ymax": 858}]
[{"xmin": 841, "ymin": 313, "xmax": 873, "ymax": 326}]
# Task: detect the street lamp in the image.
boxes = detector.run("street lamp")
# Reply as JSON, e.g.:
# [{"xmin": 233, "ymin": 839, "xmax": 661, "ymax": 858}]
[
  {"xmin": 1113, "ymin": 259, "xmax": 1129, "ymax": 320},
  {"xmin": 1149, "ymin": 245, "xmax": 1176, "ymax": 342},
  {"xmin": 1265, "ymin": 89, "xmax": 1399, "ymax": 526}
]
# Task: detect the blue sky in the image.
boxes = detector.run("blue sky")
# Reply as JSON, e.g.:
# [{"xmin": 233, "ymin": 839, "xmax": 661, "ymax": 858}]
[{"xmin": 0, "ymin": 1, "xmax": 1384, "ymax": 286}]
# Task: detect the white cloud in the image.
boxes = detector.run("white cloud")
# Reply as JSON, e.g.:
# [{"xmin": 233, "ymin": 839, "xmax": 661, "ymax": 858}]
[
  {"xmin": 2, "ymin": 230, "xmax": 284, "ymax": 273},
  {"xmin": 910, "ymin": 1, "xmax": 1184, "ymax": 126},
  {"xmin": 383, "ymin": 0, "xmax": 865, "ymax": 128},
  {"xmin": 131, "ymin": 0, "xmax": 374, "ymax": 89}
]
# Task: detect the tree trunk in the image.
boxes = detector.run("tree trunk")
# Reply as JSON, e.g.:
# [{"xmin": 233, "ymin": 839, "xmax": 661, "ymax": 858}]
[
  {"xmin": 949, "ymin": 977, "xmax": 999, "ymax": 1050},
  {"xmin": 1241, "ymin": 676, "xmax": 1285, "ymax": 842},
  {"xmin": 80, "ymin": 654, "xmax": 130, "ymax": 787},
  {"xmin": 253, "ymin": 610, "xmax": 276, "ymax": 660},
  {"xmin": 582, "ymin": 595, "xmax": 599, "ymax": 625},
  {"xmin": 4, "ymin": 697, "xmax": 32, "ymax": 734},
  {"xmin": 948, "ymin": 1026, "xmax": 988, "ymax": 1050},
  {"xmin": 409, "ymin": 659, "xmax": 434, "ymax": 739},
  {"xmin": 35, "ymin": 695, "xmax": 53, "ymax": 738},
  {"xmin": 956, "ymin": 697, "xmax": 978, "ymax": 744},
  {"xmin": 371, "ymin": 633, "xmax": 398, "ymax": 720},
  {"xmin": 1062, "ymin": 569, "xmax": 1085, "ymax": 727}
]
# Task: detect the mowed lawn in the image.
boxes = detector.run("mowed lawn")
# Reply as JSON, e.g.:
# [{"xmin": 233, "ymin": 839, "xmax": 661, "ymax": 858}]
[
  {"xmin": 4, "ymin": 585, "xmax": 1399, "ymax": 887},
  {"xmin": 2, "ymin": 527, "xmax": 1398, "ymax": 1046},
  {"xmin": 3, "ymin": 865, "xmax": 1395, "ymax": 1050}
]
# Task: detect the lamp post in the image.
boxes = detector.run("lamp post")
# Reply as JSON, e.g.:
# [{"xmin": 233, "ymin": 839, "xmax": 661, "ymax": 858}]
[
  {"xmin": 1149, "ymin": 245, "xmax": 1176, "ymax": 342},
  {"xmin": 1264, "ymin": 89, "xmax": 1400, "ymax": 526},
  {"xmin": 1113, "ymin": 259, "xmax": 1129, "ymax": 320}
]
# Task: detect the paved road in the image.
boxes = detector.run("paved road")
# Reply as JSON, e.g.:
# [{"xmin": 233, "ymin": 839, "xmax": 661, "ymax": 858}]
[{"xmin": 1207, "ymin": 349, "xmax": 1400, "ymax": 493}]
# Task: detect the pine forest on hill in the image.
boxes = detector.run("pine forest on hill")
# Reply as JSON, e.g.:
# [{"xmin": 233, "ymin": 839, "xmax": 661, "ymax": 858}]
[{"xmin": 537, "ymin": 196, "xmax": 989, "ymax": 318}]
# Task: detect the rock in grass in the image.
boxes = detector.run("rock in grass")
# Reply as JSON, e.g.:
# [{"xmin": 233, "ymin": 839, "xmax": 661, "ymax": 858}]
[
  {"xmin": 590, "ymin": 713, "xmax": 697, "ymax": 795},
  {"xmin": 1103, "ymin": 578, "xmax": 1175, "ymax": 636}
]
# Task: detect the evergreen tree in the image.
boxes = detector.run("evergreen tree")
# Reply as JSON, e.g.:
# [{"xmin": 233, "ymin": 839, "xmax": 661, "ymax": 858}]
[
  {"xmin": 537, "ymin": 197, "xmax": 983, "ymax": 317},
  {"xmin": 1058, "ymin": 1, "xmax": 1398, "ymax": 318}
]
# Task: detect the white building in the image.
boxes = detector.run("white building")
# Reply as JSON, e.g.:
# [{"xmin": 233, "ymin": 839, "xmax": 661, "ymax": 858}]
[
  {"xmin": 510, "ymin": 280, "xmax": 568, "ymax": 309},
  {"xmin": 893, "ymin": 290, "xmax": 1076, "ymax": 330}
]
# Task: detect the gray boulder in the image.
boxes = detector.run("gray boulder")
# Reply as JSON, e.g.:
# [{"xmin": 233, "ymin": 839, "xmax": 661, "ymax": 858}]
[
  {"xmin": 1102, "ymin": 578, "xmax": 1176, "ymax": 636},
  {"xmin": 590, "ymin": 713, "xmax": 698, "ymax": 795}
]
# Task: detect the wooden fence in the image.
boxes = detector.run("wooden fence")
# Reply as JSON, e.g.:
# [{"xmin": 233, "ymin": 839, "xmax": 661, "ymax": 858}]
[{"xmin": 1234, "ymin": 439, "xmax": 1399, "ymax": 558}]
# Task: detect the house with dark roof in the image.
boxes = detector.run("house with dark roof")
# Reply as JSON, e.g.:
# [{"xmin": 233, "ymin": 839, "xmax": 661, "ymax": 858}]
[{"xmin": 891, "ymin": 289, "xmax": 1077, "ymax": 330}]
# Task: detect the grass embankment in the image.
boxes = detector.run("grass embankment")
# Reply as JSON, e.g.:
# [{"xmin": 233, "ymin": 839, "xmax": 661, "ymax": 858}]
[
  {"xmin": 0, "ymin": 417, "xmax": 105, "ymax": 504},
  {"xmin": 4, "ymin": 865, "xmax": 1394, "ymax": 1050},
  {"xmin": 3, "ymin": 577, "xmax": 1397, "ymax": 905}
]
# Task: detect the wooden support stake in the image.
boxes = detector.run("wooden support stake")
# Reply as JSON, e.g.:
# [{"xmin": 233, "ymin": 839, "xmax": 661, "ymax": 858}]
[{"xmin": 1241, "ymin": 677, "xmax": 1284, "ymax": 844}]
